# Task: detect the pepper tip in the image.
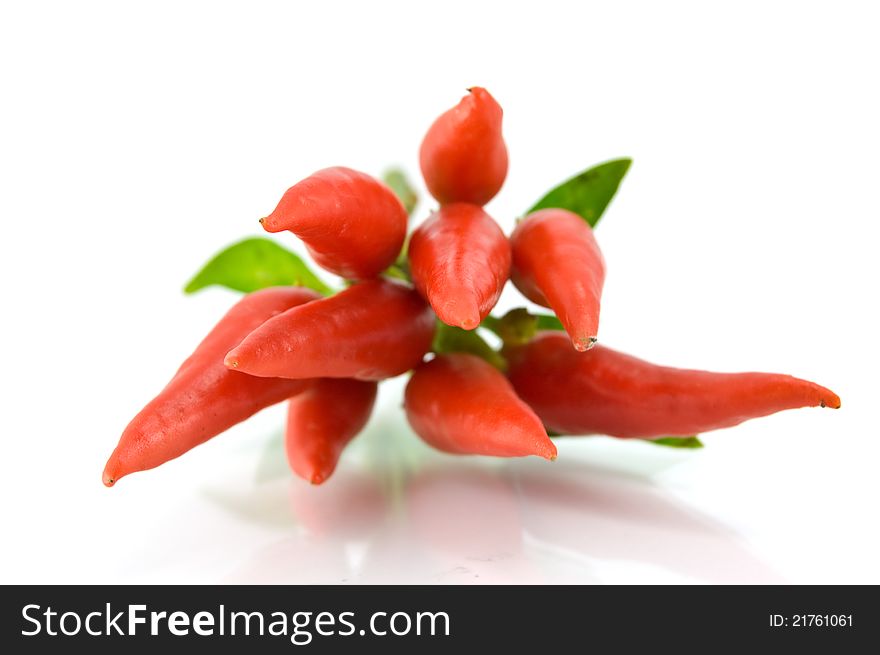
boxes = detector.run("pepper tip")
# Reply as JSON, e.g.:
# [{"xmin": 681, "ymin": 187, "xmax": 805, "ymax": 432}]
[
  {"xmin": 259, "ymin": 215, "xmax": 282, "ymax": 233},
  {"xmin": 822, "ymin": 394, "xmax": 841, "ymax": 410},
  {"xmin": 538, "ymin": 439, "xmax": 558, "ymax": 461},
  {"xmin": 102, "ymin": 463, "xmax": 118, "ymax": 488},
  {"xmin": 437, "ymin": 297, "xmax": 482, "ymax": 331},
  {"xmin": 573, "ymin": 336, "xmax": 598, "ymax": 352}
]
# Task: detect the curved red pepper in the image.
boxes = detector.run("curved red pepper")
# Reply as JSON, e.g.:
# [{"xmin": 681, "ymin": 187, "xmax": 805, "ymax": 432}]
[
  {"xmin": 260, "ymin": 166, "xmax": 407, "ymax": 279},
  {"xmin": 225, "ymin": 279, "xmax": 435, "ymax": 380},
  {"xmin": 102, "ymin": 287, "xmax": 320, "ymax": 486},
  {"xmin": 285, "ymin": 378, "xmax": 378, "ymax": 485},
  {"xmin": 510, "ymin": 209, "xmax": 606, "ymax": 351},
  {"xmin": 405, "ymin": 353, "xmax": 556, "ymax": 459},
  {"xmin": 419, "ymin": 87, "xmax": 508, "ymax": 206},
  {"xmin": 507, "ymin": 331, "xmax": 841, "ymax": 439},
  {"xmin": 408, "ymin": 203, "xmax": 511, "ymax": 330}
]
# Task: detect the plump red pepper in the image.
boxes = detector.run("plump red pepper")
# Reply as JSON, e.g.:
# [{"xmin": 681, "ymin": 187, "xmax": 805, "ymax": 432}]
[
  {"xmin": 102, "ymin": 287, "xmax": 320, "ymax": 486},
  {"xmin": 260, "ymin": 166, "xmax": 407, "ymax": 279},
  {"xmin": 408, "ymin": 203, "xmax": 511, "ymax": 330},
  {"xmin": 225, "ymin": 279, "xmax": 435, "ymax": 380},
  {"xmin": 510, "ymin": 209, "xmax": 606, "ymax": 351},
  {"xmin": 405, "ymin": 353, "xmax": 557, "ymax": 459},
  {"xmin": 507, "ymin": 331, "xmax": 841, "ymax": 439},
  {"xmin": 285, "ymin": 378, "xmax": 378, "ymax": 485},
  {"xmin": 419, "ymin": 87, "xmax": 508, "ymax": 206}
]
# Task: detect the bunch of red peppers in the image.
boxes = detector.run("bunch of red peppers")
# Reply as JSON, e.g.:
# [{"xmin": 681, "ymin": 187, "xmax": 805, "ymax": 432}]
[{"xmin": 103, "ymin": 88, "xmax": 840, "ymax": 488}]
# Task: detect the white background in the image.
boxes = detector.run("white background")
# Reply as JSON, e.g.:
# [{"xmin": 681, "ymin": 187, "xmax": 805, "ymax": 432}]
[{"xmin": 1, "ymin": 1, "xmax": 878, "ymax": 584}]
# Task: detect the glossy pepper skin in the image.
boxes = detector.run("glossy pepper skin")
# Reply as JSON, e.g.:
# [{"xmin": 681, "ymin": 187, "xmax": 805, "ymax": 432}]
[
  {"xmin": 285, "ymin": 378, "xmax": 378, "ymax": 485},
  {"xmin": 102, "ymin": 287, "xmax": 320, "ymax": 487},
  {"xmin": 510, "ymin": 209, "xmax": 606, "ymax": 351},
  {"xmin": 226, "ymin": 279, "xmax": 435, "ymax": 381},
  {"xmin": 404, "ymin": 353, "xmax": 557, "ymax": 459},
  {"xmin": 408, "ymin": 203, "xmax": 511, "ymax": 330},
  {"xmin": 260, "ymin": 166, "xmax": 407, "ymax": 279},
  {"xmin": 419, "ymin": 87, "xmax": 508, "ymax": 206},
  {"xmin": 507, "ymin": 331, "xmax": 841, "ymax": 439}
]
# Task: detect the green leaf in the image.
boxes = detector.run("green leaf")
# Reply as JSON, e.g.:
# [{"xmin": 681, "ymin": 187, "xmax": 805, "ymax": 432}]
[
  {"xmin": 432, "ymin": 322, "xmax": 506, "ymax": 371},
  {"xmin": 383, "ymin": 264, "xmax": 410, "ymax": 282},
  {"xmin": 479, "ymin": 314, "xmax": 501, "ymax": 334},
  {"xmin": 383, "ymin": 168, "xmax": 418, "ymax": 216},
  {"xmin": 527, "ymin": 158, "xmax": 632, "ymax": 227},
  {"xmin": 481, "ymin": 308, "xmax": 535, "ymax": 346},
  {"xmin": 534, "ymin": 313, "xmax": 564, "ymax": 331},
  {"xmin": 648, "ymin": 436, "xmax": 704, "ymax": 449},
  {"xmin": 384, "ymin": 234, "xmax": 412, "ymax": 283},
  {"xmin": 184, "ymin": 237, "xmax": 333, "ymax": 296},
  {"xmin": 481, "ymin": 309, "xmax": 565, "ymax": 346}
]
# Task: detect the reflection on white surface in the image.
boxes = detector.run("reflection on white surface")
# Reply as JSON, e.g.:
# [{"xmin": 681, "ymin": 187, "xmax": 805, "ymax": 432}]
[
  {"xmin": 188, "ymin": 396, "xmax": 785, "ymax": 585},
  {"xmin": 4, "ymin": 376, "xmax": 870, "ymax": 585}
]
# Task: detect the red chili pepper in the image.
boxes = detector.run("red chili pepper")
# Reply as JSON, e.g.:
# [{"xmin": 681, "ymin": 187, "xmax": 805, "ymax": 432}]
[
  {"xmin": 510, "ymin": 209, "xmax": 606, "ymax": 351},
  {"xmin": 405, "ymin": 353, "xmax": 557, "ymax": 459},
  {"xmin": 285, "ymin": 378, "xmax": 378, "ymax": 485},
  {"xmin": 419, "ymin": 87, "xmax": 508, "ymax": 206},
  {"xmin": 408, "ymin": 203, "xmax": 511, "ymax": 330},
  {"xmin": 225, "ymin": 279, "xmax": 435, "ymax": 380},
  {"xmin": 507, "ymin": 331, "xmax": 841, "ymax": 439},
  {"xmin": 260, "ymin": 166, "xmax": 407, "ymax": 279},
  {"xmin": 102, "ymin": 287, "xmax": 320, "ymax": 486}
]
